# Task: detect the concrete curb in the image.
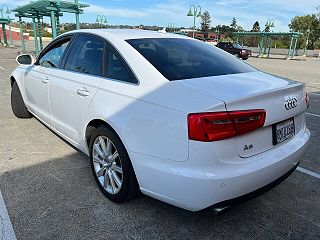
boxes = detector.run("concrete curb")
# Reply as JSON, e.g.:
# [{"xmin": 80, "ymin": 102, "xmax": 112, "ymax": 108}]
[{"xmin": 0, "ymin": 191, "xmax": 17, "ymax": 240}]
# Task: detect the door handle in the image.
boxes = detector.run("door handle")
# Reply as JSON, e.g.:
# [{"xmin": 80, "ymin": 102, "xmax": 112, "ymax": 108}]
[
  {"xmin": 77, "ymin": 87, "xmax": 90, "ymax": 97},
  {"xmin": 42, "ymin": 76, "xmax": 49, "ymax": 84}
]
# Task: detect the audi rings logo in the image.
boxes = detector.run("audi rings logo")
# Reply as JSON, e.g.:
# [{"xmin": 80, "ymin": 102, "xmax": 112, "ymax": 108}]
[{"xmin": 284, "ymin": 97, "xmax": 298, "ymax": 110}]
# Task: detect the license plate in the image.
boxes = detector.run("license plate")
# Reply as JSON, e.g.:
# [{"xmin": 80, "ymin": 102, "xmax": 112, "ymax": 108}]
[{"xmin": 272, "ymin": 118, "xmax": 295, "ymax": 145}]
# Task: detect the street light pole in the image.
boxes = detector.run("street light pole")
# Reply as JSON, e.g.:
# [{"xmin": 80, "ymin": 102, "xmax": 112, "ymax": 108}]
[
  {"xmin": 187, "ymin": 4, "xmax": 201, "ymax": 38},
  {"xmin": 1, "ymin": 4, "xmax": 10, "ymax": 18},
  {"xmin": 263, "ymin": 18, "xmax": 275, "ymax": 56},
  {"xmin": 1, "ymin": 4, "xmax": 11, "ymax": 47},
  {"xmin": 96, "ymin": 15, "xmax": 107, "ymax": 29},
  {"xmin": 8, "ymin": 16, "xmax": 13, "ymax": 46},
  {"xmin": 265, "ymin": 18, "xmax": 274, "ymax": 32},
  {"xmin": 168, "ymin": 23, "xmax": 175, "ymax": 32}
]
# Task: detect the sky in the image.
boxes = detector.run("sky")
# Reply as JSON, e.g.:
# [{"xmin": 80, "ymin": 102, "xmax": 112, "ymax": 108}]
[{"xmin": 1, "ymin": 0, "xmax": 319, "ymax": 31}]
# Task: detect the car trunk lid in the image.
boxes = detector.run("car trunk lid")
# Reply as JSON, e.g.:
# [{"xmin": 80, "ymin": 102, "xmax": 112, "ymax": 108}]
[{"xmin": 179, "ymin": 71, "xmax": 307, "ymax": 158}]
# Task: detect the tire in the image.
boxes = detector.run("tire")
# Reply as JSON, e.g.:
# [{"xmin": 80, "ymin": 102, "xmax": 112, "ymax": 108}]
[
  {"xmin": 242, "ymin": 57, "xmax": 249, "ymax": 60},
  {"xmin": 11, "ymin": 81, "xmax": 33, "ymax": 118},
  {"xmin": 89, "ymin": 126, "xmax": 139, "ymax": 203}
]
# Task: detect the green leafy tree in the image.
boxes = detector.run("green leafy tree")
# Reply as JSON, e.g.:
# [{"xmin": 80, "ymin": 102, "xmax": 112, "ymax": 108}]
[
  {"xmin": 252, "ymin": 21, "xmax": 260, "ymax": 32},
  {"xmin": 247, "ymin": 21, "xmax": 260, "ymax": 47},
  {"xmin": 200, "ymin": 11, "xmax": 211, "ymax": 32},
  {"xmin": 289, "ymin": 14, "xmax": 320, "ymax": 49},
  {"xmin": 230, "ymin": 17, "xmax": 237, "ymax": 30}
]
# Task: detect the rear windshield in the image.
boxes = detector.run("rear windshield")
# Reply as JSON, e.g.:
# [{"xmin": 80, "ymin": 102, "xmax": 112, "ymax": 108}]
[
  {"xmin": 232, "ymin": 43, "xmax": 243, "ymax": 49},
  {"xmin": 126, "ymin": 38, "xmax": 255, "ymax": 81}
]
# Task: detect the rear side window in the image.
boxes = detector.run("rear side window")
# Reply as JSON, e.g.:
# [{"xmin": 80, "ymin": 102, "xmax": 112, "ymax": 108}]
[
  {"xmin": 107, "ymin": 48, "xmax": 137, "ymax": 84},
  {"xmin": 127, "ymin": 38, "xmax": 255, "ymax": 81},
  {"xmin": 64, "ymin": 34, "xmax": 105, "ymax": 76}
]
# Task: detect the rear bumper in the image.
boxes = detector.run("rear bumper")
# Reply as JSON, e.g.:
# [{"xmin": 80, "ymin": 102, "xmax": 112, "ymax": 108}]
[
  {"xmin": 240, "ymin": 52, "xmax": 251, "ymax": 58},
  {"xmin": 210, "ymin": 161, "xmax": 299, "ymax": 210},
  {"xmin": 130, "ymin": 128, "xmax": 310, "ymax": 211}
]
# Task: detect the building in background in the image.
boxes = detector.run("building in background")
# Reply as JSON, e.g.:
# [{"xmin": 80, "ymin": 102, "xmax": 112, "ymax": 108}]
[{"xmin": 0, "ymin": 25, "xmax": 29, "ymax": 41}]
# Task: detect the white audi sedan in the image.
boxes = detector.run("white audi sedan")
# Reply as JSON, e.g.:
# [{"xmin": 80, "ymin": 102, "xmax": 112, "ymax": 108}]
[{"xmin": 11, "ymin": 29, "xmax": 310, "ymax": 212}]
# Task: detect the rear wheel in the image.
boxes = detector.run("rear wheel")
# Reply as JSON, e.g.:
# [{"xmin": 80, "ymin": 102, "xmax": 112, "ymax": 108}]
[
  {"xmin": 89, "ymin": 126, "xmax": 139, "ymax": 203},
  {"xmin": 11, "ymin": 81, "xmax": 32, "ymax": 118}
]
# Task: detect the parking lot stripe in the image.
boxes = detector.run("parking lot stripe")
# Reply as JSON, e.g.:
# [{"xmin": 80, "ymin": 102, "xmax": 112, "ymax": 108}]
[
  {"xmin": 0, "ymin": 66, "xmax": 5, "ymax": 70},
  {"xmin": 297, "ymin": 167, "xmax": 320, "ymax": 179},
  {"xmin": 306, "ymin": 112, "xmax": 320, "ymax": 118},
  {"xmin": 0, "ymin": 191, "xmax": 17, "ymax": 240},
  {"xmin": 309, "ymin": 92, "xmax": 320, "ymax": 96}
]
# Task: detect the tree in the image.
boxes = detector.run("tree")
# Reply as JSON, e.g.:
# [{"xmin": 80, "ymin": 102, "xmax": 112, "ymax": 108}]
[
  {"xmin": 252, "ymin": 21, "xmax": 260, "ymax": 32},
  {"xmin": 289, "ymin": 14, "xmax": 320, "ymax": 49},
  {"xmin": 246, "ymin": 21, "xmax": 260, "ymax": 47},
  {"xmin": 200, "ymin": 11, "xmax": 211, "ymax": 32},
  {"xmin": 230, "ymin": 17, "xmax": 237, "ymax": 30}
]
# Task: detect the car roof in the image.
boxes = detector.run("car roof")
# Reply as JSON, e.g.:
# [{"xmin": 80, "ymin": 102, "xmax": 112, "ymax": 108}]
[{"xmin": 64, "ymin": 29, "xmax": 189, "ymax": 41}]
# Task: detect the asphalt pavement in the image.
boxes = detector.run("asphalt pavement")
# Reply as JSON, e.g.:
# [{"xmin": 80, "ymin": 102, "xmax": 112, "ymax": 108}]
[{"xmin": 0, "ymin": 46, "xmax": 319, "ymax": 240}]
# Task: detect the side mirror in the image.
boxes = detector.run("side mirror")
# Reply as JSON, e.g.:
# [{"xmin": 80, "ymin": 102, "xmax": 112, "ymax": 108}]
[{"xmin": 16, "ymin": 54, "xmax": 36, "ymax": 65}]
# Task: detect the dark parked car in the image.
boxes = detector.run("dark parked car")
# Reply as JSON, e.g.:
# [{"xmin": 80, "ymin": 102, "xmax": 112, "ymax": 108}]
[{"xmin": 216, "ymin": 42, "xmax": 252, "ymax": 60}]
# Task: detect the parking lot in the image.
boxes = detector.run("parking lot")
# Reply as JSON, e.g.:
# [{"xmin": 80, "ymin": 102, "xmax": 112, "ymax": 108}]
[{"xmin": 0, "ymin": 45, "xmax": 319, "ymax": 240}]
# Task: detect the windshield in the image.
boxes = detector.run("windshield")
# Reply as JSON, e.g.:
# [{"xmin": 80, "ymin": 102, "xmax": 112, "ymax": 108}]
[
  {"xmin": 232, "ymin": 43, "xmax": 243, "ymax": 49},
  {"xmin": 126, "ymin": 38, "xmax": 255, "ymax": 81}
]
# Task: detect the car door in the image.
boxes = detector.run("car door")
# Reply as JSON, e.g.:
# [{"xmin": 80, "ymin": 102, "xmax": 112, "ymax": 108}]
[
  {"xmin": 48, "ymin": 33, "xmax": 106, "ymax": 144},
  {"xmin": 227, "ymin": 43, "xmax": 235, "ymax": 54},
  {"xmin": 24, "ymin": 37, "xmax": 71, "ymax": 124}
]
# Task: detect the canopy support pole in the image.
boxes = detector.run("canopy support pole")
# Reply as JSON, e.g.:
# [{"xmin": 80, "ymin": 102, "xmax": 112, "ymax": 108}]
[
  {"xmin": 267, "ymin": 38, "xmax": 272, "ymax": 58},
  {"xmin": 75, "ymin": 0, "xmax": 80, "ymax": 29},
  {"xmin": 32, "ymin": 17, "xmax": 39, "ymax": 54},
  {"xmin": 50, "ymin": 10, "xmax": 57, "ymax": 38},
  {"xmin": 19, "ymin": 17, "xmax": 25, "ymax": 52},
  {"xmin": 292, "ymin": 36, "xmax": 298, "ymax": 58},
  {"xmin": 56, "ymin": 14, "xmax": 60, "ymax": 36},
  {"xmin": 37, "ymin": 16, "xmax": 43, "ymax": 50},
  {"xmin": 1, "ymin": 23, "xmax": 8, "ymax": 46},
  {"xmin": 258, "ymin": 36, "xmax": 264, "ymax": 57},
  {"xmin": 8, "ymin": 19, "xmax": 13, "ymax": 46},
  {"xmin": 287, "ymin": 36, "xmax": 293, "ymax": 59}
]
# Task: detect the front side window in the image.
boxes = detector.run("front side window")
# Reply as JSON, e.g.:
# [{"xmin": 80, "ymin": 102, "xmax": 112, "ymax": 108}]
[
  {"xmin": 64, "ymin": 34, "xmax": 105, "ymax": 76},
  {"xmin": 107, "ymin": 48, "xmax": 136, "ymax": 84},
  {"xmin": 38, "ymin": 38, "xmax": 71, "ymax": 68},
  {"xmin": 127, "ymin": 38, "xmax": 255, "ymax": 81}
]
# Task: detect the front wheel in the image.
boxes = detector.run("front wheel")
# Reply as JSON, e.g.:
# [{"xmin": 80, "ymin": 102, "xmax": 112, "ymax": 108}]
[
  {"xmin": 11, "ymin": 81, "xmax": 33, "ymax": 118},
  {"xmin": 89, "ymin": 126, "xmax": 139, "ymax": 203}
]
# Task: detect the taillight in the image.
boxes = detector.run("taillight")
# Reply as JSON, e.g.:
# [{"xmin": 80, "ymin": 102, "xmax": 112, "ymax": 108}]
[
  {"xmin": 305, "ymin": 92, "xmax": 310, "ymax": 108},
  {"xmin": 188, "ymin": 110, "xmax": 266, "ymax": 142}
]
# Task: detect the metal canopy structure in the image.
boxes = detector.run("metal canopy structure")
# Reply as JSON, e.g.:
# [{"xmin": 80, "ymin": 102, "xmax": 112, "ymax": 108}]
[
  {"xmin": 234, "ymin": 31, "xmax": 303, "ymax": 59},
  {"xmin": 12, "ymin": 0, "xmax": 89, "ymax": 54}
]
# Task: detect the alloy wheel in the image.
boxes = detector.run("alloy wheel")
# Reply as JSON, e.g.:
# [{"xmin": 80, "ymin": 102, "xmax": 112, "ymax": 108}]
[{"xmin": 92, "ymin": 136, "xmax": 123, "ymax": 194}]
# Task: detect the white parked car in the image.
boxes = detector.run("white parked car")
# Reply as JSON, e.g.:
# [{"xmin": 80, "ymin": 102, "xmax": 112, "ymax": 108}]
[{"xmin": 11, "ymin": 29, "xmax": 310, "ymax": 212}]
